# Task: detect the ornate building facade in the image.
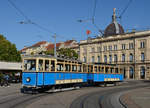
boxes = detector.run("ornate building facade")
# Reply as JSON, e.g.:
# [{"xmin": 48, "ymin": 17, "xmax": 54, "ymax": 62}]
[{"xmin": 79, "ymin": 9, "xmax": 150, "ymax": 80}]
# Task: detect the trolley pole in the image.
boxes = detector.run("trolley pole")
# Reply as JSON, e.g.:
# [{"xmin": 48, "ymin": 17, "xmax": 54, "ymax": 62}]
[{"xmin": 54, "ymin": 34, "xmax": 57, "ymax": 58}]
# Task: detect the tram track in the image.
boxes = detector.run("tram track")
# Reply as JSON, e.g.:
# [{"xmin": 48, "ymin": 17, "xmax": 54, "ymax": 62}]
[
  {"xmin": 70, "ymin": 80, "xmax": 148, "ymax": 108},
  {"xmin": 0, "ymin": 86, "xmax": 89, "ymax": 108}
]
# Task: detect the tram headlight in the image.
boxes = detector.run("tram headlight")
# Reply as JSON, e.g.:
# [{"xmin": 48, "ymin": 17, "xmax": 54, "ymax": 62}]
[{"xmin": 26, "ymin": 77, "xmax": 31, "ymax": 82}]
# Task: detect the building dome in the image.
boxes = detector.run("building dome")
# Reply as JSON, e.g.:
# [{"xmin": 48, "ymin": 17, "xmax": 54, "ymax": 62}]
[{"xmin": 104, "ymin": 8, "xmax": 124, "ymax": 36}]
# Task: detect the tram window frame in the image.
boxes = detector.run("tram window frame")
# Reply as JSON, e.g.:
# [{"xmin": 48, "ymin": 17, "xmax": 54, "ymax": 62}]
[
  {"xmin": 115, "ymin": 68, "xmax": 119, "ymax": 74},
  {"xmin": 45, "ymin": 60, "xmax": 49, "ymax": 71},
  {"xmin": 105, "ymin": 67, "xmax": 109, "ymax": 73},
  {"xmin": 101, "ymin": 67, "xmax": 105, "ymax": 73},
  {"xmin": 110, "ymin": 68, "xmax": 114, "ymax": 73},
  {"xmin": 83, "ymin": 64, "xmax": 86, "ymax": 73},
  {"xmin": 57, "ymin": 63, "xmax": 64, "ymax": 72},
  {"xmin": 65, "ymin": 64, "xmax": 71, "ymax": 72},
  {"xmin": 77, "ymin": 64, "xmax": 82, "ymax": 72},
  {"xmin": 94, "ymin": 66, "xmax": 98, "ymax": 73},
  {"xmin": 72, "ymin": 64, "xmax": 77, "ymax": 72},
  {"xmin": 38, "ymin": 59, "xmax": 44, "ymax": 71},
  {"xmin": 23, "ymin": 59, "xmax": 36, "ymax": 71},
  {"xmin": 98, "ymin": 66, "xmax": 101, "ymax": 73},
  {"xmin": 51, "ymin": 60, "xmax": 56, "ymax": 72}
]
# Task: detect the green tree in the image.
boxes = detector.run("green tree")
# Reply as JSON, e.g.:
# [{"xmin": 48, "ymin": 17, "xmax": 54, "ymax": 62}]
[
  {"xmin": 58, "ymin": 48, "xmax": 78, "ymax": 59},
  {"xmin": 0, "ymin": 35, "xmax": 21, "ymax": 62},
  {"xmin": 43, "ymin": 49, "xmax": 54, "ymax": 55}
]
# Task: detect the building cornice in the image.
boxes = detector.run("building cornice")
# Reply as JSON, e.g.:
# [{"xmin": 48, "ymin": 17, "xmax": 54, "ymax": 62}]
[{"xmin": 80, "ymin": 30, "xmax": 150, "ymax": 45}]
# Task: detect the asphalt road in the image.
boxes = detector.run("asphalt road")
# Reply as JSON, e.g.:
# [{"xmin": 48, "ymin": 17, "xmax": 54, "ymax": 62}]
[{"xmin": 0, "ymin": 80, "xmax": 148, "ymax": 108}]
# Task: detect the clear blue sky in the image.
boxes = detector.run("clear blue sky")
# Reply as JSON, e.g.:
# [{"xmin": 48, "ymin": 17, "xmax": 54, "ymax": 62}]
[{"xmin": 0, "ymin": 0, "xmax": 150, "ymax": 50}]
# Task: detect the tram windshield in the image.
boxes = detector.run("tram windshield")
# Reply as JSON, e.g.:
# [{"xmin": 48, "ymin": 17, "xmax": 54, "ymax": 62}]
[{"xmin": 24, "ymin": 59, "xmax": 36, "ymax": 71}]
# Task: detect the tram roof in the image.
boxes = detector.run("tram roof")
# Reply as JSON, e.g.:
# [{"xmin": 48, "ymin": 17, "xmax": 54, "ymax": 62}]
[{"xmin": 22, "ymin": 55, "xmax": 82, "ymax": 63}]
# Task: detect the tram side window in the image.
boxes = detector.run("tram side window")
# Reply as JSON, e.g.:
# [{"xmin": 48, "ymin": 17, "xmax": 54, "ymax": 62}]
[
  {"xmin": 78, "ymin": 65, "xmax": 82, "ymax": 72},
  {"xmin": 83, "ymin": 65, "xmax": 86, "ymax": 73},
  {"xmin": 72, "ymin": 65, "xmax": 77, "ymax": 72},
  {"xmin": 24, "ymin": 59, "xmax": 36, "ymax": 71},
  {"xmin": 98, "ymin": 66, "xmax": 101, "ymax": 72},
  {"xmin": 115, "ymin": 68, "xmax": 118, "ymax": 73},
  {"xmin": 106, "ymin": 67, "xmax": 109, "ymax": 73},
  {"xmin": 101, "ymin": 67, "xmax": 104, "ymax": 73},
  {"xmin": 94, "ymin": 66, "xmax": 97, "ymax": 72},
  {"xmin": 51, "ymin": 60, "xmax": 55, "ymax": 71},
  {"xmin": 65, "ymin": 64, "xmax": 71, "ymax": 72},
  {"xmin": 45, "ymin": 60, "xmax": 49, "ymax": 71},
  {"xmin": 57, "ymin": 63, "xmax": 63, "ymax": 71},
  {"xmin": 39, "ymin": 60, "xmax": 43, "ymax": 71},
  {"xmin": 110, "ymin": 68, "xmax": 114, "ymax": 73}
]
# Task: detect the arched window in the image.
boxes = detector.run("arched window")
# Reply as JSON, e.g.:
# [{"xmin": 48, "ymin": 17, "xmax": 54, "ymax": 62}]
[
  {"xmin": 91, "ymin": 56, "xmax": 95, "ymax": 63},
  {"xmin": 104, "ymin": 55, "xmax": 107, "ymax": 63},
  {"xmin": 141, "ymin": 53, "xmax": 145, "ymax": 62},
  {"xmin": 140, "ymin": 66, "xmax": 145, "ymax": 79},
  {"xmin": 97, "ymin": 56, "xmax": 100, "ymax": 63},
  {"xmin": 83, "ymin": 56, "xmax": 86, "ymax": 63},
  {"xmin": 114, "ymin": 54, "xmax": 118, "ymax": 62},
  {"xmin": 109, "ymin": 55, "xmax": 112, "ymax": 63},
  {"xmin": 129, "ymin": 53, "xmax": 133, "ymax": 62},
  {"xmin": 129, "ymin": 67, "xmax": 134, "ymax": 79},
  {"xmin": 122, "ymin": 54, "xmax": 125, "ymax": 62}
]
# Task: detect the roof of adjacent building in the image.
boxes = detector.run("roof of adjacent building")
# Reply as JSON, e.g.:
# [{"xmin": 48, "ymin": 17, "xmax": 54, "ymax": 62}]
[
  {"xmin": 46, "ymin": 43, "xmax": 62, "ymax": 50},
  {"xmin": 64, "ymin": 40, "xmax": 75, "ymax": 46},
  {"xmin": 30, "ymin": 41, "xmax": 47, "ymax": 47}
]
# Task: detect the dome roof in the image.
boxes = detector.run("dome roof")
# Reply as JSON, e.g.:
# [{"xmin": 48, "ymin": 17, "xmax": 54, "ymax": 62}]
[
  {"xmin": 104, "ymin": 8, "xmax": 124, "ymax": 36},
  {"xmin": 104, "ymin": 22, "xmax": 124, "ymax": 36}
]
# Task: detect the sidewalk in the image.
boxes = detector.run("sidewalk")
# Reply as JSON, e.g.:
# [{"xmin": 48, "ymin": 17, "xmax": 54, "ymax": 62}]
[{"xmin": 120, "ymin": 81, "xmax": 150, "ymax": 108}]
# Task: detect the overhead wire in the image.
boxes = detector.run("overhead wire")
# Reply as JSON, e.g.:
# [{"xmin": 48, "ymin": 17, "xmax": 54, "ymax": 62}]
[
  {"xmin": 7, "ymin": 0, "xmax": 72, "ymax": 40},
  {"xmin": 119, "ymin": 0, "xmax": 133, "ymax": 19},
  {"xmin": 91, "ymin": 0, "xmax": 103, "ymax": 35}
]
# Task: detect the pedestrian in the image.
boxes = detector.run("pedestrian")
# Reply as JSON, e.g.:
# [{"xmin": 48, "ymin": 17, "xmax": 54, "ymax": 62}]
[{"xmin": 4, "ymin": 74, "xmax": 10, "ymax": 87}]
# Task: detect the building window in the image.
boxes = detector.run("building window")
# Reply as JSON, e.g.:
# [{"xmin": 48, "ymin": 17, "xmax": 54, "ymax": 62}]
[
  {"xmin": 91, "ymin": 56, "xmax": 95, "ymax": 63},
  {"xmin": 83, "ymin": 56, "xmax": 86, "ymax": 62},
  {"xmin": 140, "ymin": 66, "xmax": 145, "ymax": 79},
  {"xmin": 97, "ymin": 47, "xmax": 101, "ymax": 52},
  {"xmin": 104, "ymin": 46, "xmax": 107, "ymax": 51},
  {"xmin": 109, "ymin": 55, "xmax": 112, "ymax": 63},
  {"xmin": 129, "ymin": 67, "xmax": 134, "ymax": 78},
  {"xmin": 122, "ymin": 44, "xmax": 126, "ymax": 50},
  {"xmin": 122, "ymin": 54, "xmax": 125, "ymax": 62},
  {"xmin": 108, "ymin": 46, "xmax": 112, "ymax": 51},
  {"xmin": 114, "ymin": 45, "xmax": 117, "ymax": 50},
  {"xmin": 141, "ymin": 53, "xmax": 145, "ymax": 62},
  {"xmin": 114, "ymin": 54, "xmax": 118, "ymax": 62},
  {"xmin": 83, "ymin": 48, "xmax": 87, "ymax": 53},
  {"xmin": 129, "ymin": 53, "xmax": 133, "ymax": 62},
  {"xmin": 129, "ymin": 43, "xmax": 134, "ymax": 49},
  {"xmin": 104, "ymin": 55, "xmax": 107, "ymax": 63},
  {"xmin": 98, "ymin": 56, "xmax": 100, "ymax": 63},
  {"xmin": 91, "ymin": 48, "xmax": 95, "ymax": 52},
  {"xmin": 140, "ymin": 41, "xmax": 145, "ymax": 48}
]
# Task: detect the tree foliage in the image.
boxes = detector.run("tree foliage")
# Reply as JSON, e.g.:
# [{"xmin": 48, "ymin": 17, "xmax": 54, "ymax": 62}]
[
  {"xmin": 0, "ymin": 35, "xmax": 21, "ymax": 62},
  {"xmin": 58, "ymin": 48, "xmax": 78, "ymax": 59},
  {"xmin": 44, "ymin": 48, "xmax": 78, "ymax": 59},
  {"xmin": 43, "ymin": 49, "xmax": 54, "ymax": 56}
]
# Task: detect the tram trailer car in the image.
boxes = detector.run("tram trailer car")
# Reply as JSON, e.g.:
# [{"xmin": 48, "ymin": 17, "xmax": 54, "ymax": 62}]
[
  {"xmin": 87, "ymin": 63, "xmax": 123, "ymax": 86},
  {"xmin": 21, "ymin": 55, "xmax": 123, "ymax": 93}
]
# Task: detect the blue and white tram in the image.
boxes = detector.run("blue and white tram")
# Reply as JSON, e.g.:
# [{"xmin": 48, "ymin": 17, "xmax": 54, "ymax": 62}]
[
  {"xmin": 21, "ymin": 55, "xmax": 87, "ymax": 92},
  {"xmin": 21, "ymin": 55, "xmax": 123, "ymax": 93}
]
